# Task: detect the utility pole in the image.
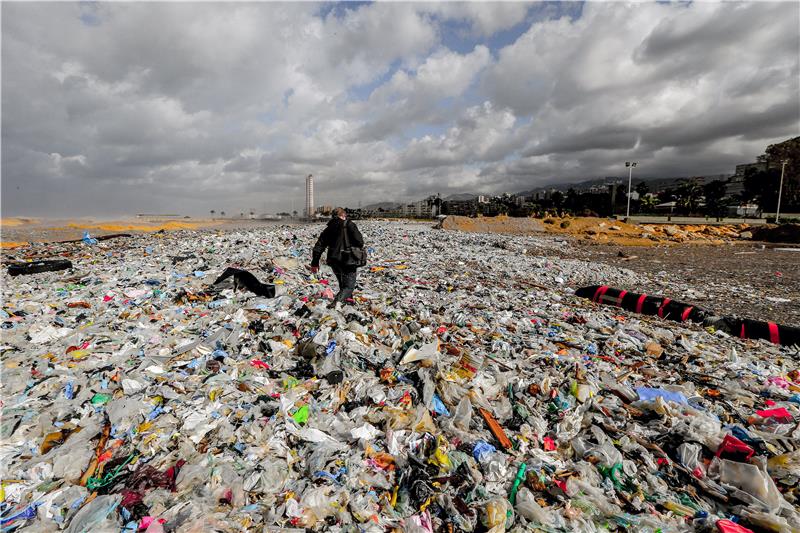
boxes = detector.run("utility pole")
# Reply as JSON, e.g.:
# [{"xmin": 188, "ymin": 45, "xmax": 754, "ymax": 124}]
[
  {"xmin": 625, "ymin": 161, "xmax": 637, "ymax": 219},
  {"xmin": 775, "ymin": 159, "xmax": 788, "ymax": 224}
]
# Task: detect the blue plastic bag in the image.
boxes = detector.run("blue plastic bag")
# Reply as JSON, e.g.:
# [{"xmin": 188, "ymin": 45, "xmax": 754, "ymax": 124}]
[
  {"xmin": 472, "ymin": 440, "xmax": 496, "ymax": 462},
  {"xmin": 635, "ymin": 387, "xmax": 688, "ymax": 405},
  {"xmin": 431, "ymin": 394, "xmax": 450, "ymax": 416},
  {"xmin": 82, "ymin": 231, "xmax": 98, "ymax": 245}
]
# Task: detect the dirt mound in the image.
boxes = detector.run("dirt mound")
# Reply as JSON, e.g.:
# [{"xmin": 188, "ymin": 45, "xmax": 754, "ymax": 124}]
[
  {"xmin": 749, "ymin": 224, "xmax": 800, "ymax": 244},
  {"xmin": 442, "ymin": 215, "xmax": 750, "ymax": 246},
  {"xmin": 0, "ymin": 218, "xmax": 38, "ymax": 227},
  {"xmin": 542, "ymin": 217, "xmax": 660, "ymax": 246},
  {"xmin": 439, "ymin": 215, "xmax": 544, "ymax": 234}
]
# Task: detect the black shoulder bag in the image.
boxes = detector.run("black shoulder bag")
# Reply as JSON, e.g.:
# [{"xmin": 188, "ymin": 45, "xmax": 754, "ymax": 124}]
[{"xmin": 341, "ymin": 222, "xmax": 367, "ymax": 267}]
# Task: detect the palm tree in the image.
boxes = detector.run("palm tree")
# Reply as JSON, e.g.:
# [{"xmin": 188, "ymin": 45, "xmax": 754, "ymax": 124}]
[
  {"xmin": 210, "ymin": 209, "xmax": 215, "ymax": 218},
  {"xmin": 220, "ymin": 211, "xmax": 226, "ymax": 217},
  {"xmin": 676, "ymin": 180, "xmax": 703, "ymax": 214},
  {"xmin": 640, "ymin": 195, "xmax": 658, "ymax": 214}
]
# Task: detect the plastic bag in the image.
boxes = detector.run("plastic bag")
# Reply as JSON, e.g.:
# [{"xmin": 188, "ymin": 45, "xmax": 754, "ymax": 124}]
[
  {"xmin": 64, "ymin": 494, "xmax": 121, "ymax": 533},
  {"xmin": 482, "ymin": 497, "xmax": 513, "ymax": 530},
  {"xmin": 515, "ymin": 487, "xmax": 554, "ymax": 525},
  {"xmin": 718, "ymin": 457, "xmax": 786, "ymax": 511},
  {"xmin": 452, "ymin": 395, "xmax": 473, "ymax": 431},
  {"xmin": 677, "ymin": 442, "xmax": 705, "ymax": 476}
]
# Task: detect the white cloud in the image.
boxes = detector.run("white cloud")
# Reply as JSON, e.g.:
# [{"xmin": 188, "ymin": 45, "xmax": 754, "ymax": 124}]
[
  {"xmin": 351, "ymin": 45, "xmax": 492, "ymax": 140},
  {"xmin": 421, "ymin": 3, "xmax": 530, "ymax": 36},
  {"xmin": 2, "ymin": 1, "xmax": 797, "ymax": 217}
]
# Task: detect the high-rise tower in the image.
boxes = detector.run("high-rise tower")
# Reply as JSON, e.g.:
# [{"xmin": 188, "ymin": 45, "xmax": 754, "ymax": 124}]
[{"xmin": 305, "ymin": 174, "xmax": 314, "ymax": 219}]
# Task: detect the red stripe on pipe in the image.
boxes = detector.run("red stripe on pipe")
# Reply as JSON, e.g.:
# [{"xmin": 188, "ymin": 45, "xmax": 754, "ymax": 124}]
[
  {"xmin": 657, "ymin": 298, "xmax": 672, "ymax": 318},
  {"xmin": 768, "ymin": 322, "xmax": 780, "ymax": 344},
  {"xmin": 617, "ymin": 290, "xmax": 628, "ymax": 307},
  {"xmin": 593, "ymin": 285, "xmax": 609, "ymax": 303},
  {"xmin": 681, "ymin": 306, "xmax": 693, "ymax": 322},
  {"xmin": 636, "ymin": 294, "xmax": 647, "ymax": 314},
  {"xmin": 740, "ymin": 323, "xmax": 746, "ymax": 339}
]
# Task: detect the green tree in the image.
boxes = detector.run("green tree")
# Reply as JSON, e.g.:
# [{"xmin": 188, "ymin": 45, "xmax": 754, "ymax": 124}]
[
  {"xmin": 764, "ymin": 136, "xmax": 799, "ymax": 212},
  {"xmin": 639, "ymin": 194, "xmax": 657, "ymax": 213},
  {"xmin": 703, "ymin": 180, "xmax": 728, "ymax": 221},
  {"xmin": 635, "ymin": 182, "xmax": 649, "ymax": 197},
  {"xmin": 745, "ymin": 169, "xmax": 784, "ymax": 212},
  {"xmin": 551, "ymin": 191, "xmax": 564, "ymax": 210},
  {"xmin": 658, "ymin": 188, "xmax": 675, "ymax": 203},
  {"xmin": 565, "ymin": 188, "xmax": 579, "ymax": 212}
]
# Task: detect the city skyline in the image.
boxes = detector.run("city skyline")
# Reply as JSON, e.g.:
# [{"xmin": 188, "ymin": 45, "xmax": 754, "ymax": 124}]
[{"xmin": 2, "ymin": 1, "xmax": 798, "ymax": 217}]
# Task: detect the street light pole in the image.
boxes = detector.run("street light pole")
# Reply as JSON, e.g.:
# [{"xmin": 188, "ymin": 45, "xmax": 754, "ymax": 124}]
[
  {"xmin": 625, "ymin": 161, "xmax": 637, "ymax": 219},
  {"xmin": 775, "ymin": 159, "xmax": 788, "ymax": 224}
]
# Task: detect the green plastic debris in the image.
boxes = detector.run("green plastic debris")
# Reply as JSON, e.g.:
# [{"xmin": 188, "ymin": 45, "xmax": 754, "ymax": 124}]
[
  {"xmin": 90, "ymin": 393, "xmax": 112, "ymax": 406},
  {"xmin": 292, "ymin": 405, "xmax": 309, "ymax": 425}
]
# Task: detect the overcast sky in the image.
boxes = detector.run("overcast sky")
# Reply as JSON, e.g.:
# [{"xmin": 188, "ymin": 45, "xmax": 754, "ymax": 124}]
[{"xmin": 2, "ymin": 1, "xmax": 799, "ymax": 217}]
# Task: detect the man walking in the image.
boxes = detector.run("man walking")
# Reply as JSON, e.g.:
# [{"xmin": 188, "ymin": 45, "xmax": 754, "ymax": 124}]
[{"xmin": 310, "ymin": 208, "xmax": 364, "ymax": 306}]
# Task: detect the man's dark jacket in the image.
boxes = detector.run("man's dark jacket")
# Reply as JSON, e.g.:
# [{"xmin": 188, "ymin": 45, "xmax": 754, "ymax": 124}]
[{"xmin": 311, "ymin": 218, "xmax": 364, "ymax": 267}]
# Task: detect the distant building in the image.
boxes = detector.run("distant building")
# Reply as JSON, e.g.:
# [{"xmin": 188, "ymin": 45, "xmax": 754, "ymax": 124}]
[
  {"xmin": 727, "ymin": 162, "xmax": 767, "ymax": 198},
  {"xmin": 305, "ymin": 174, "xmax": 314, "ymax": 218},
  {"xmin": 587, "ymin": 185, "xmax": 609, "ymax": 195},
  {"xmin": 442, "ymin": 199, "xmax": 478, "ymax": 216},
  {"xmin": 402, "ymin": 200, "xmax": 430, "ymax": 218},
  {"xmin": 727, "ymin": 204, "xmax": 760, "ymax": 217}
]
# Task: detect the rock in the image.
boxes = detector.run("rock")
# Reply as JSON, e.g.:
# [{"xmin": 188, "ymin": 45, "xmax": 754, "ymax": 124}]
[
  {"xmin": 739, "ymin": 231, "xmax": 753, "ymax": 240},
  {"xmin": 664, "ymin": 225, "xmax": 679, "ymax": 236}
]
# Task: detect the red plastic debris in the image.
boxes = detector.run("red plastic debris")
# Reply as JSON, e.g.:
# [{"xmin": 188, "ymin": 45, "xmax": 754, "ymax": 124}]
[
  {"xmin": 716, "ymin": 519, "xmax": 754, "ymax": 533},
  {"xmin": 755, "ymin": 407, "xmax": 793, "ymax": 423},
  {"xmin": 716, "ymin": 434, "xmax": 754, "ymax": 461}
]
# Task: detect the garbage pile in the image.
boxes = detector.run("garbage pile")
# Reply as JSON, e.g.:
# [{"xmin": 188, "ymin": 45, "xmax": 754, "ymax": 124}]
[{"xmin": 2, "ymin": 222, "xmax": 799, "ymax": 532}]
